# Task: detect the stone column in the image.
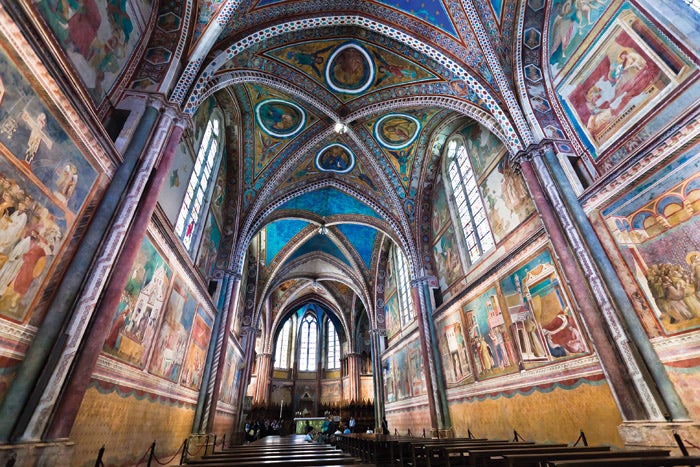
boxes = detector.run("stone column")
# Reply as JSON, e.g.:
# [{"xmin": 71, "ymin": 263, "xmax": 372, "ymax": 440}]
[
  {"xmin": 411, "ymin": 283, "xmax": 443, "ymax": 438},
  {"xmin": 195, "ymin": 271, "xmax": 241, "ymax": 433},
  {"xmin": 346, "ymin": 353, "xmax": 362, "ymax": 403},
  {"xmin": 253, "ymin": 353, "xmax": 273, "ymax": 405},
  {"xmin": 369, "ymin": 328, "xmax": 385, "ymax": 432},
  {"xmin": 511, "ymin": 142, "xmax": 666, "ymax": 422},
  {"xmin": 43, "ymin": 101, "xmax": 187, "ymax": 440}
]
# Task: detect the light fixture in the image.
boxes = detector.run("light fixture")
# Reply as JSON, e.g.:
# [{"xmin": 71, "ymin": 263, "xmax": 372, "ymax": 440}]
[
  {"xmin": 318, "ymin": 223, "xmax": 328, "ymax": 235},
  {"xmin": 334, "ymin": 121, "xmax": 348, "ymax": 134}
]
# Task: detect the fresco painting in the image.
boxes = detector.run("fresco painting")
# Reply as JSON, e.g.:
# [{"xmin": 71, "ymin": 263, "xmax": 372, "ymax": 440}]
[
  {"xmin": 431, "ymin": 175, "xmax": 450, "ymax": 237},
  {"xmin": 549, "ymin": 0, "xmax": 608, "ymax": 79},
  {"xmin": 481, "ymin": 159, "xmax": 535, "ymax": 242},
  {"xmin": 149, "ymin": 276, "xmax": 197, "ymax": 382},
  {"xmin": 210, "ymin": 157, "xmax": 226, "ymax": 225},
  {"xmin": 255, "ymin": 99, "xmax": 306, "ymax": 139},
  {"xmin": 180, "ymin": 308, "xmax": 212, "ymax": 390},
  {"xmin": 462, "ymin": 286, "xmax": 518, "ymax": 380},
  {"xmin": 374, "ymin": 114, "xmax": 420, "ymax": 150},
  {"xmin": 500, "ymin": 249, "xmax": 587, "ymax": 360},
  {"xmin": 315, "ymin": 144, "xmax": 355, "ymax": 174},
  {"xmin": 219, "ymin": 342, "xmax": 238, "ymax": 404},
  {"xmin": 158, "ymin": 139, "xmax": 193, "ymax": 225},
  {"xmin": 407, "ymin": 339, "xmax": 426, "ymax": 396},
  {"xmin": 104, "ymin": 236, "xmax": 171, "ymax": 367},
  {"xmin": 601, "ymin": 151, "xmax": 700, "ymax": 335},
  {"xmin": 196, "ymin": 211, "xmax": 221, "ymax": 279},
  {"xmin": 383, "ymin": 356, "xmax": 395, "ymax": 403},
  {"xmin": 459, "ymin": 122, "xmax": 505, "ymax": 177},
  {"xmin": 433, "ymin": 225, "xmax": 464, "ymax": 292},
  {"xmin": 436, "ymin": 308, "xmax": 472, "ymax": 385},
  {"xmin": 559, "ymin": 10, "xmax": 689, "ymax": 153},
  {"xmin": 384, "ymin": 292, "xmax": 400, "ymax": 339},
  {"xmin": 267, "ymin": 39, "xmax": 435, "ymax": 102},
  {"xmin": 33, "ymin": 0, "xmax": 154, "ymax": 104}
]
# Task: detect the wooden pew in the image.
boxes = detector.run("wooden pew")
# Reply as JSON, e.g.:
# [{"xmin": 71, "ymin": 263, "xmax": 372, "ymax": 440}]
[
  {"xmin": 549, "ymin": 456, "xmax": 700, "ymax": 467},
  {"xmin": 500, "ymin": 448, "xmax": 670, "ymax": 467}
]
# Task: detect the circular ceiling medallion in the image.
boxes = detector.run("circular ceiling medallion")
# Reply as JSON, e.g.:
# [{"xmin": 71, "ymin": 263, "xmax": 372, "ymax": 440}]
[
  {"xmin": 325, "ymin": 42, "xmax": 375, "ymax": 95},
  {"xmin": 255, "ymin": 99, "xmax": 306, "ymax": 138},
  {"xmin": 315, "ymin": 143, "xmax": 355, "ymax": 174},
  {"xmin": 374, "ymin": 113, "xmax": 421, "ymax": 150}
]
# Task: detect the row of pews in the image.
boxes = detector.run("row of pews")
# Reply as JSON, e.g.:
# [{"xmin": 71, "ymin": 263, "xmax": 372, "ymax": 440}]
[
  {"xmin": 333, "ymin": 433, "xmax": 700, "ymax": 466},
  {"xmin": 183, "ymin": 434, "xmax": 374, "ymax": 466}
]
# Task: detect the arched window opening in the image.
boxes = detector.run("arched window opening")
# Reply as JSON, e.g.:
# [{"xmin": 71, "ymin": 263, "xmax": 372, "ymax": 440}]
[
  {"xmin": 274, "ymin": 319, "xmax": 292, "ymax": 369},
  {"xmin": 175, "ymin": 114, "xmax": 222, "ymax": 250},
  {"xmin": 394, "ymin": 246, "xmax": 414, "ymax": 325},
  {"xmin": 299, "ymin": 313, "xmax": 318, "ymax": 372},
  {"xmin": 446, "ymin": 138, "xmax": 494, "ymax": 264},
  {"xmin": 327, "ymin": 322, "xmax": 340, "ymax": 370}
]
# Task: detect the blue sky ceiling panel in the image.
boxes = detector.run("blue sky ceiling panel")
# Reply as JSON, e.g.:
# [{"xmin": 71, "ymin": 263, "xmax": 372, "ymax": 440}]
[
  {"xmin": 336, "ymin": 223, "xmax": 378, "ymax": 269},
  {"xmin": 285, "ymin": 233, "xmax": 352, "ymax": 268},
  {"xmin": 276, "ymin": 187, "xmax": 381, "ymax": 219},
  {"xmin": 266, "ymin": 219, "xmax": 310, "ymax": 265}
]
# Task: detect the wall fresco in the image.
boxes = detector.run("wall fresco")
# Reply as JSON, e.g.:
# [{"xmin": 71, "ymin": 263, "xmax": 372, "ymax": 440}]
[
  {"xmin": 433, "ymin": 224, "xmax": 464, "ymax": 293},
  {"xmin": 196, "ymin": 210, "xmax": 221, "ymax": 279},
  {"xmin": 500, "ymin": 249, "xmax": 588, "ymax": 361},
  {"xmin": 436, "ymin": 308, "xmax": 473, "ymax": 386},
  {"xmin": 33, "ymin": 0, "xmax": 154, "ymax": 105},
  {"xmin": 0, "ymin": 44, "xmax": 99, "ymax": 323},
  {"xmin": 384, "ymin": 292, "xmax": 400, "ymax": 340},
  {"xmin": 462, "ymin": 286, "xmax": 519, "ymax": 380},
  {"xmin": 600, "ymin": 149, "xmax": 700, "ymax": 335},
  {"xmin": 180, "ymin": 308, "xmax": 212, "ymax": 390},
  {"xmin": 431, "ymin": 175, "xmax": 450, "ymax": 238},
  {"xmin": 220, "ymin": 342, "xmax": 242, "ymax": 405},
  {"xmin": 149, "ymin": 276, "xmax": 197, "ymax": 382},
  {"xmin": 158, "ymin": 139, "xmax": 193, "ymax": 226},
  {"xmin": 103, "ymin": 236, "xmax": 171, "ymax": 367}
]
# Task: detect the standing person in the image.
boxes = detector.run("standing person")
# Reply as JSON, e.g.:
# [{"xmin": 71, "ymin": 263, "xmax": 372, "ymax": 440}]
[
  {"xmin": 349, "ymin": 416, "xmax": 356, "ymax": 433},
  {"xmin": 381, "ymin": 417, "xmax": 389, "ymax": 435}
]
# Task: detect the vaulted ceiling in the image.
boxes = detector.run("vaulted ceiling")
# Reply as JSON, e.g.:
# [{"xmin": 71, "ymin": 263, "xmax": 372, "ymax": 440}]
[{"xmin": 156, "ymin": 0, "xmax": 540, "ymax": 331}]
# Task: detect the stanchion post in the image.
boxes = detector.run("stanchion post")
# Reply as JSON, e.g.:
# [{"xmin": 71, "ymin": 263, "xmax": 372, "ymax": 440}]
[
  {"xmin": 94, "ymin": 445, "xmax": 105, "ymax": 467},
  {"xmin": 212, "ymin": 434, "xmax": 217, "ymax": 454},
  {"xmin": 180, "ymin": 438, "xmax": 188, "ymax": 465},
  {"xmin": 204, "ymin": 434, "xmax": 210, "ymax": 456},
  {"xmin": 146, "ymin": 441, "xmax": 156, "ymax": 467}
]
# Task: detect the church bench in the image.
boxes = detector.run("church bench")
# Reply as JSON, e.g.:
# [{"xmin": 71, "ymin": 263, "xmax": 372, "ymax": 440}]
[
  {"xmin": 548, "ymin": 456, "xmax": 700, "ymax": 467},
  {"xmin": 497, "ymin": 448, "xmax": 669, "ymax": 467},
  {"xmin": 187, "ymin": 450, "xmax": 353, "ymax": 464},
  {"xmin": 438, "ymin": 444, "xmax": 574, "ymax": 467},
  {"xmin": 420, "ymin": 441, "xmax": 533, "ymax": 467}
]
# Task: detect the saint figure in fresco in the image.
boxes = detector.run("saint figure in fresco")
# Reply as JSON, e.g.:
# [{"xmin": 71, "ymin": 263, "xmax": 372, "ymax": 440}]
[
  {"xmin": 332, "ymin": 47, "xmax": 366, "ymax": 87},
  {"xmin": 22, "ymin": 111, "xmax": 53, "ymax": 164}
]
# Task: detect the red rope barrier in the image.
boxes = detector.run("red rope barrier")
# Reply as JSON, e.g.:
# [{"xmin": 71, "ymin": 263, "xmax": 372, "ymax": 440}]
[
  {"xmin": 151, "ymin": 440, "xmax": 185, "ymax": 466},
  {"xmin": 131, "ymin": 445, "xmax": 152, "ymax": 467},
  {"xmin": 185, "ymin": 439, "xmax": 206, "ymax": 456},
  {"xmin": 685, "ymin": 438, "xmax": 700, "ymax": 450}
]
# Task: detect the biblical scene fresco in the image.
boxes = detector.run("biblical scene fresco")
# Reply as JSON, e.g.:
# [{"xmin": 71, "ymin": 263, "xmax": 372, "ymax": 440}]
[
  {"xmin": 481, "ymin": 159, "xmax": 536, "ymax": 243},
  {"xmin": 407, "ymin": 339, "xmax": 426, "ymax": 396},
  {"xmin": 365, "ymin": 109, "xmax": 439, "ymax": 188},
  {"xmin": 383, "ymin": 338, "xmax": 425, "ymax": 403},
  {"xmin": 149, "ymin": 276, "xmax": 197, "ymax": 382},
  {"xmin": 557, "ymin": 7, "xmax": 692, "ymax": 153},
  {"xmin": 33, "ymin": 0, "xmax": 154, "ymax": 104},
  {"xmin": 600, "ymin": 150, "xmax": 700, "ymax": 335},
  {"xmin": 384, "ymin": 292, "xmax": 400, "ymax": 340},
  {"xmin": 266, "ymin": 39, "xmax": 436, "ymax": 102},
  {"xmin": 0, "ymin": 45, "xmax": 100, "ymax": 323},
  {"xmin": 193, "ymin": 96, "xmax": 217, "ymax": 149},
  {"xmin": 245, "ymin": 84, "xmax": 318, "ymax": 180},
  {"xmin": 180, "ymin": 308, "xmax": 212, "ymax": 390},
  {"xmin": 500, "ymin": 249, "xmax": 588, "ymax": 361},
  {"xmin": 549, "ymin": 0, "xmax": 609, "ymax": 79},
  {"xmin": 219, "ymin": 341, "xmax": 241, "ymax": 405},
  {"xmin": 462, "ymin": 286, "xmax": 519, "ymax": 380},
  {"xmin": 196, "ymin": 211, "xmax": 221, "ymax": 279},
  {"xmin": 433, "ymin": 225, "xmax": 464, "ymax": 295},
  {"xmin": 104, "ymin": 236, "xmax": 171, "ymax": 367},
  {"xmin": 315, "ymin": 143, "xmax": 355, "ymax": 174},
  {"xmin": 431, "ymin": 175, "xmax": 451, "ymax": 239},
  {"xmin": 210, "ymin": 157, "xmax": 226, "ymax": 225},
  {"xmin": 459, "ymin": 122, "xmax": 505, "ymax": 178},
  {"xmin": 158, "ymin": 139, "xmax": 193, "ymax": 226},
  {"xmin": 436, "ymin": 308, "xmax": 473, "ymax": 386}
]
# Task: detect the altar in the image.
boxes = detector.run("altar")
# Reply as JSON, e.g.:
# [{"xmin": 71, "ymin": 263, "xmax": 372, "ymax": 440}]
[{"xmin": 293, "ymin": 417, "xmax": 325, "ymax": 434}]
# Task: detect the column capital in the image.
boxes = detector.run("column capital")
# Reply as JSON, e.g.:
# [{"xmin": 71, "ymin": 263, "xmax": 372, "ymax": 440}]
[
  {"xmin": 410, "ymin": 275, "xmax": 438, "ymax": 289},
  {"xmin": 508, "ymin": 139, "xmax": 555, "ymax": 172},
  {"xmin": 224, "ymin": 270, "xmax": 242, "ymax": 281}
]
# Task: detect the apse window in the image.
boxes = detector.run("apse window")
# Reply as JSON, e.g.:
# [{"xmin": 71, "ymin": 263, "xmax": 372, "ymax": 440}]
[
  {"xmin": 446, "ymin": 138, "xmax": 494, "ymax": 264},
  {"xmin": 175, "ymin": 114, "xmax": 222, "ymax": 250},
  {"xmin": 299, "ymin": 313, "xmax": 318, "ymax": 371}
]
